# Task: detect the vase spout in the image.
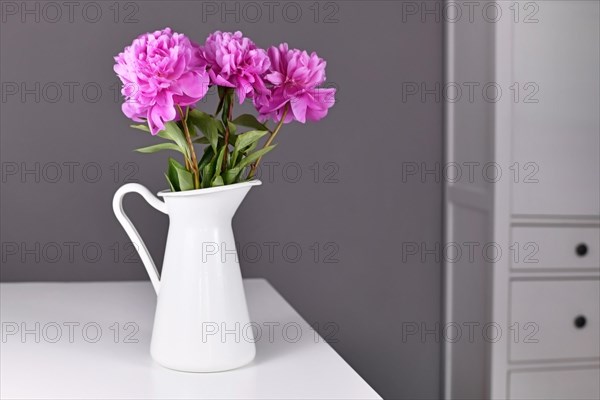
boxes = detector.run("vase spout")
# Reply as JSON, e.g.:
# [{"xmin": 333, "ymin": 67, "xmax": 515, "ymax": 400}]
[{"xmin": 158, "ymin": 180, "xmax": 261, "ymax": 222}]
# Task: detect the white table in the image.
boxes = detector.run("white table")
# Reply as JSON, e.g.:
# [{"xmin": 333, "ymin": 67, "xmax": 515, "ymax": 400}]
[{"xmin": 0, "ymin": 279, "xmax": 380, "ymax": 399}]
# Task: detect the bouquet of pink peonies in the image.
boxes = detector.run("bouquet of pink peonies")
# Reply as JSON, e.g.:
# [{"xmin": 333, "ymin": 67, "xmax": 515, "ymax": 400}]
[{"xmin": 114, "ymin": 28, "xmax": 335, "ymax": 191}]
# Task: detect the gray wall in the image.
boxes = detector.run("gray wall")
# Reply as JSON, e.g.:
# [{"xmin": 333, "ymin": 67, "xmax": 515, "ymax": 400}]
[{"xmin": 0, "ymin": 1, "xmax": 443, "ymax": 398}]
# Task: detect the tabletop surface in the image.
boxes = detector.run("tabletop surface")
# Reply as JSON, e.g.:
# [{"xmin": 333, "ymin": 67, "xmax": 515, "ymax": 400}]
[{"xmin": 0, "ymin": 279, "xmax": 380, "ymax": 399}]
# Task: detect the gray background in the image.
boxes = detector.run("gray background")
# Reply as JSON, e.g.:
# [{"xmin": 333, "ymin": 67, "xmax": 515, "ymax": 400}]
[{"xmin": 0, "ymin": 1, "xmax": 443, "ymax": 398}]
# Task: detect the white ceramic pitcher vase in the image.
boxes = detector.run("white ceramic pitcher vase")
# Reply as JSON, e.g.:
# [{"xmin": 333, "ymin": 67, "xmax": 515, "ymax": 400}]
[{"xmin": 113, "ymin": 180, "xmax": 261, "ymax": 372}]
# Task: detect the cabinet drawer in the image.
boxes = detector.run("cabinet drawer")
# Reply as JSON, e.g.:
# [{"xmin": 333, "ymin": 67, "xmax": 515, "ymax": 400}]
[
  {"xmin": 510, "ymin": 280, "xmax": 600, "ymax": 362},
  {"xmin": 511, "ymin": 226, "xmax": 600, "ymax": 270},
  {"xmin": 509, "ymin": 368, "xmax": 600, "ymax": 400}
]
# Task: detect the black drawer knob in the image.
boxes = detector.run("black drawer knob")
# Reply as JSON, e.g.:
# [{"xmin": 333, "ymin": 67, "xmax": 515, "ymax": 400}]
[
  {"xmin": 575, "ymin": 243, "xmax": 588, "ymax": 257},
  {"xmin": 574, "ymin": 315, "xmax": 587, "ymax": 329}
]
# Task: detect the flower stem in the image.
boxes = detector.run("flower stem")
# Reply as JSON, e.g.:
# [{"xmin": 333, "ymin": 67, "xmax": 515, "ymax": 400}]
[
  {"xmin": 176, "ymin": 105, "xmax": 200, "ymax": 189},
  {"xmin": 222, "ymin": 92, "xmax": 234, "ymax": 173},
  {"xmin": 248, "ymin": 105, "xmax": 288, "ymax": 179}
]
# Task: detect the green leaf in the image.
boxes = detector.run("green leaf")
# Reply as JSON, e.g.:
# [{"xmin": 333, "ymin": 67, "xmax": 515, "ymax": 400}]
[
  {"xmin": 166, "ymin": 158, "xmax": 183, "ymax": 192},
  {"xmin": 215, "ymin": 119, "xmax": 226, "ymax": 134},
  {"xmin": 225, "ymin": 123, "xmax": 238, "ymax": 149},
  {"xmin": 200, "ymin": 145, "xmax": 227, "ymax": 189},
  {"xmin": 221, "ymin": 91, "xmax": 232, "ymax": 127},
  {"xmin": 159, "ymin": 122, "xmax": 191, "ymax": 161},
  {"xmin": 238, "ymin": 145, "xmax": 277, "ymax": 169},
  {"xmin": 193, "ymin": 136, "xmax": 209, "ymax": 144},
  {"xmin": 231, "ymin": 150, "xmax": 240, "ymax": 168},
  {"xmin": 232, "ymin": 114, "xmax": 270, "ymax": 132},
  {"xmin": 164, "ymin": 173, "xmax": 177, "ymax": 192},
  {"xmin": 130, "ymin": 124, "xmax": 150, "ymax": 133},
  {"xmin": 185, "ymin": 119, "xmax": 198, "ymax": 137},
  {"xmin": 198, "ymin": 146, "xmax": 215, "ymax": 171},
  {"xmin": 235, "ymin": 130, "xmax": 269, "ymax": 151},
  {"xmin": 234, "ymin": 140, "xmax": 259, "ymax": 167},
  {"xmin": 175, "ymin": 166, "xmax": 194, "ymax": 191},
  {"xmin": 131, "ymin": 123, "xmax": 191, "ymax": 162},
  {"xmin": 214, "ymin": 145, "xmax": 226, "ymax": 175},
  {"xmin": 212, "ymin": 175, "xmax": 224, "ymax": 187},
  {"xmin": 245, "ymin": 140, "xmax": 259, "ymax": 152},
  {"xmin": 167, "ymin": 157, "xmax": 194, "ymax": 191},
  {"xmin": 231, "ymin": 130, "xmax": 268, "ymax": 167},
  {"xmin": 227, "ymin": 121, "xmax": 237, "ymax": 136},
  {"xmin": 201, "ymin": 162, "xmax": 215, "ymax": 188},
  {"xmin": 216, "ymin": 99, "xmax": 224, "ymax": 115},
  {"xmin": 135, "ymin": 143, "xmax": 182, "ymax": 154},
  {"xmin": 216, "ymin": 86, "xmax": 230, "ymax": 115},
  {"xmin": 223, "ymin": 167, "xmax": 242, "ymax": 185},
  {"xmin": 189, "ymin": 109, "xmax": 220, "ymax": 152}
]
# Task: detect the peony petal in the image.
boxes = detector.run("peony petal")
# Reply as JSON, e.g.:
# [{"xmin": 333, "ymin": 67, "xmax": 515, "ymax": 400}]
[
  {"xmin": 212, "ymin": 72, "xmax": 235, "ymax": 87},
  {"xmin": 304, "ymin": 88, "xmax": 336, "ymax": 121},
  {"xmin": 265, "ymin": 71, "xmax": 285, "ymax": 85},
  {"xmin": 148, "ymin": 107, "xmax": 165, "ymax": 135},
  {"xmin": 122, "ymin": 102, "xmax": 142, "ymax": 120},
  {"xmin": 310, "ymin": 87, "xmax": 336, "ymax": 108},
  {"xmin": 236, "ymin": 86, "xmax": 247, "ymax": 104},
  {"xmin": 305, "ymin": 106, "xmax": 329, "ymax": 122},
  {"xmin": 290, "ymin": 96, "xmax": 308, "ymax": 123},
  {"xmin": 179, "ymin": 71, "xmax": 209, "ymax": 99},
  {"xmin": 259, "ymin": 91, "xmax": 288, "ymax": 113}
]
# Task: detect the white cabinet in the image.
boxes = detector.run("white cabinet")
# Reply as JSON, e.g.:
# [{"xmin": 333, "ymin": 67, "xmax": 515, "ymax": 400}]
[
  {"xmin": 444, "ymin": 1, "xmax": 600, "ymax": 399},
  {"xmin": 511, "ymin": 2, "xmax": 600, "ymax": 217},
  {"xmin": 510, "ymin": 226, "xmax": 600, "ymax": 271},
  {"xmin": 510, "ymin": 280, "xmax": 600, "ymax": 362},
  {"xmin": 509, "ymin": 368, "xmax": 600, "ymax": 400}
]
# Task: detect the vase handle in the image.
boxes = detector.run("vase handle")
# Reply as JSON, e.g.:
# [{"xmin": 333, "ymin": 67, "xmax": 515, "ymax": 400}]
[{"xmin": 112, "ymin": 183, "xmax": 167, "ymax": 295}]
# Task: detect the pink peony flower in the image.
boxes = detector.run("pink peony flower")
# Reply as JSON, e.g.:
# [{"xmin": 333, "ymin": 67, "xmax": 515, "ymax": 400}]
[
  {"xmin": 200, "ymin": 31, "xmax": 270, "ymax": 104},
  {"xmin": 114, "ymin": 28, "xmax": 209, "ymax": 135},
  {"xmin": 256, "ymin": 43, "xmax": 336, "ymax": 124}
]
